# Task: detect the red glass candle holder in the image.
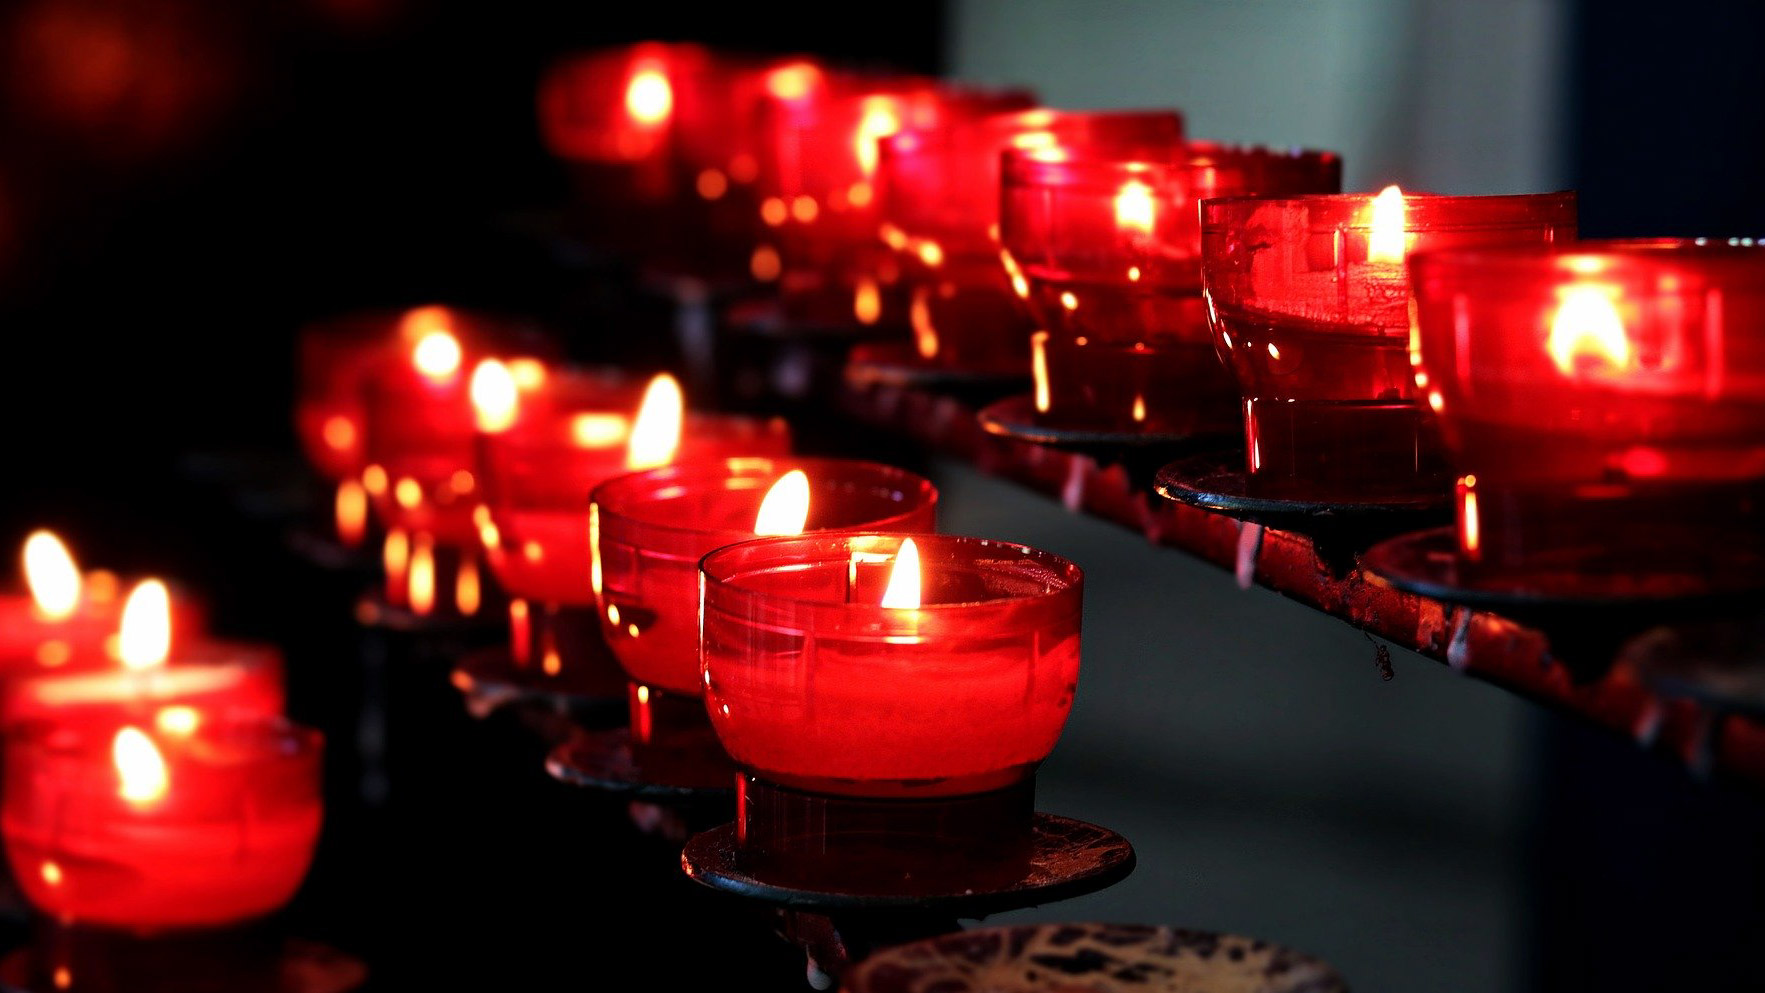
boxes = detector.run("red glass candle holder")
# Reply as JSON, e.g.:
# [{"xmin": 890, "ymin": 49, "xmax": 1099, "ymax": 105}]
[
  {"xmin": 1409, "ymin": 239, "xmax": 1765, "ymax": 584},
  {"xmin": 0, "ymin": 577, "xmax": 201, "ymax": 677},
  {"xmin": 2, "ymin": 716, "xmax": 323, "ymax": 933},
  {"xmin": 753, "ymin": 72, "xmax": 1034, "ymax": 329},
  {"xmin": 294, "ymin": 312, "xmax": 396, "ymax": 484},
  {"xmin": 362, "ymin": 308, "xmax": 553, "ymax": 616},
  {"xmin": 878, "ymin": 109, "xmax": 1184, "ymax": 372},
  {"xmin": 0, "ymin": 640, "xmax": 285, "ymax": 733},
  {"xmin": 592, "ymin": 458, "xmax": 936, "ymax": 697},
  {"xmin": 1002, "ymin": 140, "xmax": 1341, "ymax": 435},
  {"xmin": 1200, "ymin": 191, "xmax": 1576, "ymax": 501},
  {"xmin": 700, "ymin": 533, "xmax": 1081, "ymax": 885},
  {"xmin": 476, "ymin": 368, "xmax": 789, "ymax": 684}
]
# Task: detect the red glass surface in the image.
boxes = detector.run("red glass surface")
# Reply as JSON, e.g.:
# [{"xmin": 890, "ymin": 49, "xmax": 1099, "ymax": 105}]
[
  {"xmin": 2, "ymin": 717, "xmax": 322, "ymax": 932},
  {"xmin": 477, "ymin": 368, "xmax": 791, "ymax": 603},
  {"xmin": 1410, "ymin": 239, "xmax": 1765, "ymax": 578},
  {"xmin": 1002, "ymin": 141, "xmax": 1341, "ymax": 434},
  {"xmin": 0, "ymin": 640, "xmax": 284, "ymax": 732},
  {"xmin": 878, "ymin": 109, "xmax": 1184, "ymax": 371},
  {"xmin": 1200, "ymin": 192, "xmax": 1576, "ymax": 500},
  {"xmin": 753, "ymin": 72, "xmax": 1034, "ymax": 328},
  {"xmin": 294, "ymin": 312, "xmax": 396, "ymax": 482},
  {"xmin": 591, "ymin": 459, "xmax": 936, "ymax": 695},
  {"xmin": 701, "ymin": 533, "xmax": 1082, "ymax": 797}
]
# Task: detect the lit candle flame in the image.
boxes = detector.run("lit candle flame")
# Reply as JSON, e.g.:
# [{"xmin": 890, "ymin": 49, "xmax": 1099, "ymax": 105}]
[
  {"xmin": 854, "ymin": 96, "xmax": 902, "ymax": 176},
  {"xmin": 753, "ymin": 470, "xmax": 811, "ymax": 536},
  {"xmin": 470, "ymin": 359, "xmax": 519, "ymax": 433},
  {"xmin": 626, "ymin": 374, "xmax": 684, "ymax": 470},
  {"xmin": 881, "ymin": 537, "xmax": 921, "ymax": 609},
  {"xmin": 113, "ymin": 727, "xmax": 169, "ymax": 805},
  {"xmin": 409, "ymin": 534, "xmax": 436, "ymax": 617},
  {"xmin": 155, "ymin": 705, "xmax": 200, "ymax": 736},
  {"xmin": 766, "ymin": 62, "xmax": 820, "ymax": 102},
  {"xmin": 1368, "ymin": 185, "xmax": 1406, "ymax": 263},
  {"xmin": 625, "ymin": 64, "xmax": 672, "ymax": 125},
  {"xmin": 23, "ymin": 531, "xmax": 80, "ymax": 621},
  {"xmin": 1031, "ymin": 330, "xmax": 1051, "ymax": 414},
  {"xmin": 118, "ymin": 579, "xmax": 170, "ymax": 671},
  {"xmin": 412, "ymin": 330, "xmax": 462, "ymax": 382},
  {"xmin": 1114, "ymin": 180, "xmax": 1156, "ymax": 235},
  {"xmin": 571, "ymin": 414, "xmax": 630, "ymax": 448},
  {"xmin": 335, "ymin": 479, "xmax": 368, "ymax": 548},
  {"xmin": 1548, "ymin": 284, "xmax": 1631, "ymax": 375}
]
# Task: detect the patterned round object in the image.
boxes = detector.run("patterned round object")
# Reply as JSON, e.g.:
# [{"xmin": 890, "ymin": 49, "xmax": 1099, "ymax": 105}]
[{"xmin": 844, "ymin": 923, "xmax": 1348, "ymax": 993}]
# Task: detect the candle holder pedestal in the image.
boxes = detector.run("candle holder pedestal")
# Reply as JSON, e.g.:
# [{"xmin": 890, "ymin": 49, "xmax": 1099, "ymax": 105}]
[
  {"xmin": 978, "ymin": 395, "xmax": 1231, "ymax": 469},
  {"xmin": 1361, "ymin": 526, "xmax": 1765, "ymax": 681},
  {"xmin": 0, "ymin": 921, "xmax": 365, "ymax": 993},
  {"xmin": 1155, "ymin": 450, "xmax": 1450, "ymax": 572},
  {"xmin": 544, "ymin": 684, "xmax": 736, "ymax": 798},
  {"xmin": 451, "ymin": 605, "xmax": 625, "ymax": 722},
  {"xmin": 1623, "ymin": 619, "xmax": 1765, "ymax": 718}
]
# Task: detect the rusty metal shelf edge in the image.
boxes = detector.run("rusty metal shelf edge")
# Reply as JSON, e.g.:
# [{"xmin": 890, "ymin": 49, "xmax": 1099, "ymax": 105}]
[{"xmin": 843, "ymin": 382, "xmax": 1756, "ymax": 790}]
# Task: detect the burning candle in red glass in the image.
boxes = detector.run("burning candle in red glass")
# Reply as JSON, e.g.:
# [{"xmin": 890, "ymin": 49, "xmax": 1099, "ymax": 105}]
[
  {"xmin": 1000, "ymin": 138, "xmax": 1341, "ymax": 435},
  {"xmin": 0, "ymin": 534, "xmax": 202, "ymax": 676},
  {"xmin": 1409, "ymin": 239, "xmax": 1765, "ymax": 585},
  {"xmin": 700, "ymin": 533, "xmax": 1082, "ymax": 888},
  {"xmin": 473, "ymin": 363, "xmax": 789, "ymax": 685},
  {"xmin": 590, "ymin": 459, "xmax": 936, "ymax": 779},
  {"xmin": 752, "ymin": 70, "xmax": 1034, "ymax": 328},
  {"xmin": 362, "ymin": 306, "xmax": 553, "ymax": 618},
  {"xmin": 1200, "ymin": 189, "xmax": 1576, "ymax": 501},
  {"xmin": 878, "ymin": 109, "xmax": 1185, "ymax": 372},
  {"xmin": 0, "ymin": 579, "xmax": 283, "ymax": 732},
  {"xmin": 2, "ymin": 715, "xmax": 322, "ymax": 932}
]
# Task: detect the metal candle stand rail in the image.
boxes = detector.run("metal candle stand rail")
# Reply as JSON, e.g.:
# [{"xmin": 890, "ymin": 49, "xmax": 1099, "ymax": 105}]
[{"xmin": 838, "ymin": 378, "xmax": 1765, "ymax": 791}]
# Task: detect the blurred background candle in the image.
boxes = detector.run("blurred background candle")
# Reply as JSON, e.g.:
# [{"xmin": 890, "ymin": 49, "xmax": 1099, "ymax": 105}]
[
  {"xmin": 878, "ymin": 108, "xmax": 1185, "ymax": 373},
  {"xmin": 700, "ymin": 533, "xmax": 1081, "ymax": 885},
  {"xmin": 473, "ymin": 363, "xmax": 789, "ymax": 683},
  {"xmin": 1200, "ymin": 189, "xmax": 1576, "ymax": 501},
  {"xmin": 0, "ymin": 579, "xmax": 282, "ymax": 731},
  {"xmin": 1409, "ymin": 239, "xmax": 1765, "ymax": 584},
  {"xmin": 2, "ymin": 716, "xmax": 322, "ymax": 932},
  {"xmin": 1001, "ymin": 137, "xmax": 1341, "ymax": 435}
]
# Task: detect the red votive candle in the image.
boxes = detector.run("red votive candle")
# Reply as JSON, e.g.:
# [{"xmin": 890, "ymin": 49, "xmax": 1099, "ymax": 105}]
[
  {"xmin": 753, "ymin": 71, "xmax": 1034, "ymax": 328},
  {"xmin": 701, "ymin": 533, "xmax": 1081, "ymax": 886},
  {"xmin": 1200, "ymin": 190, "xmax": 1577, "ymax": 500},
  {"xmin": 0, "ymin": 537, "xmax": 203, "ymax": 678},
  {"xmin": 2, "ymin": 716, "xmax": 322, "ymax": 933},
  {"xmin": 361, "ymin": 307, "xmax": 552, "ymax": 615},
  {"xmin": 1001, "ymin": 139, "xmax": 1341, "ymax": 434},
  {"xmin": 878, "ymin": 109, "xmax": 1185, "ymax": 371},
  {"xmin": 0, "ymin": 640, "xmax": 284, "ymax": 733},
  {"xmin": 1409, "ymin": 239, "xmax": 1765, "ymax": 583},
  {"xmin": 474, "ymin": 364, "xmax": 789, "ymax": 679},
  {"xmin": 592, "ymin": 458, "xmax": 936, "ymax": 698}
]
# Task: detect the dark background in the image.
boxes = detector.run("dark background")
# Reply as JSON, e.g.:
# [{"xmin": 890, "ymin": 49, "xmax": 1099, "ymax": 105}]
[{"xmin": 1, "ymin": 1, "xmax": 1764, "ymax": 990}]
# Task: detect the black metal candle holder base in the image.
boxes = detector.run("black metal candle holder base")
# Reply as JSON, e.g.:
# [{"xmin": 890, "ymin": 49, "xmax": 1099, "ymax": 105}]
[
  {"xmin": 1623, "ymin": 620, "xmax": 1765, "ymax": 718},
  {"xmin": 979, "ymin": 394, "xmax": 1233, "ymax": 457},
  {"xmin": 451, "ymin": 647, "xmax": 625, "ymax": 724},
  {"xmin": 842, "ymin": 922, "xmax": 1349, "ymax": 993},
  {"xmin": 845, "ymin": 343, "xmax": 1030, "ymax": 397},
  {"xmin": 545, "ymin": 726, "xmax": 737, "ymax": 799},
  {"xmin": 682, "ymin": 813, "xmax": 1134, "ymax": 915},
  {"xmin": 1362, "ymin": 526, "xmax": 1765, "ymax": 681},
  {"xmin": 1155, "ymin": 451, "xmax": 1450, "ymax": 531},
  {"xmin": 0, "ymin": 924, "xmax": 365, "ymax": 993}
]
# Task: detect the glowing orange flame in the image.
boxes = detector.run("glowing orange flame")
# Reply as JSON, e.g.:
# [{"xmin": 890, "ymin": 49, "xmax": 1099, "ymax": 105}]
[
  {"xmin": 362, "ymin": 464, "xmax": 388, "ymax": 497},
  {"xmin": 155, "ymin": 705, "xmax": 200, "ymax": 736},
  {"xmin": 854, "ymin": 278, "xmax": 882, "ymax": 325},
  {"xmin": 1031, "ymin": 330, "xmax": 1052, "ymax": 413},
  {"xmin": 470, "ymin": 359, "xmax": 519, "ymax": 433},
  {"xmin": 322, "ymin": 415, "xmax": 357, "ymax": 453},
  {"xmin": 881, "ymin": 537, "xmax": 921, "ymax": 609},
  {"xmin": 412, "ymin": 329, "xmax": 462, "ymax": 382},
  {"xmin": 1132, "ymin": 394, "xmax": 1147, "ymax": 422},
  {"xmin": 23, "ymin": 531, "xmax": 80, "ymax": 621},
  {"xmin": 394, "ymin": 477, "xmax": 423, "ymax": 511},
  {"xmin": 625, "ymin": 64, "xmax": 672, "ymax": 125},
  {"xmin": 626, "ymin": 374, "xmax": 684, "ymax": 470},
  {"xmin": 1114, "ymin": 180, "xmax": 1155, "ymax": 235},
  {"xmin": 754, "ymin": 470, "xmax": 811, "ymax": 536},
  {"xmin": 910, "ymin": 288, "xmax": 939, "ymax": 360},
  {"xmin": 508, "ymin": 358, "xmax": 547, "ymax": 390},
  {"xmin": 765, "ymin": 62, "xmax": 820, "ymax": 102},
  {"xmin": 1458, "ymin": 474, "xmax": 1481, "ymax": 560},
  {"xmin": 1368, "ymin": 185, "xmax": 1406, "ymax": 263},
  {"xmin": 383, "ymin": 528, "xmax": 410, "ymax": 581},
  {"xmin": 408, "ymin": 534, "xmax": 436, "ymax": 617},
  {"xmin": 113, "ymin": 727, "xmax": 168, "ymax": 804},
  {"xmin": 571, "ymin": 413, "xmax": 630, "ymax": 448},
  {"xmin": 1548, "ymin": 284, "xmax": 1631, "ymax": 375},
  {"xmin": 335, "ymin": 479, "xmax": 368, "ymax": 548},
  {"xmin": 455, "ymin": 556, "xmax": 481, "ymax": 617},
  {"xmin": 854, "ymin": 96, "xmax": 902, "ymax": 176},
  {"xmin": 40, "ymin": 861, "xmax": 62, "ymax": 887},
  {"xmin": 118, "ymin": 580, "xmax": 170, "ymax": 671}
]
